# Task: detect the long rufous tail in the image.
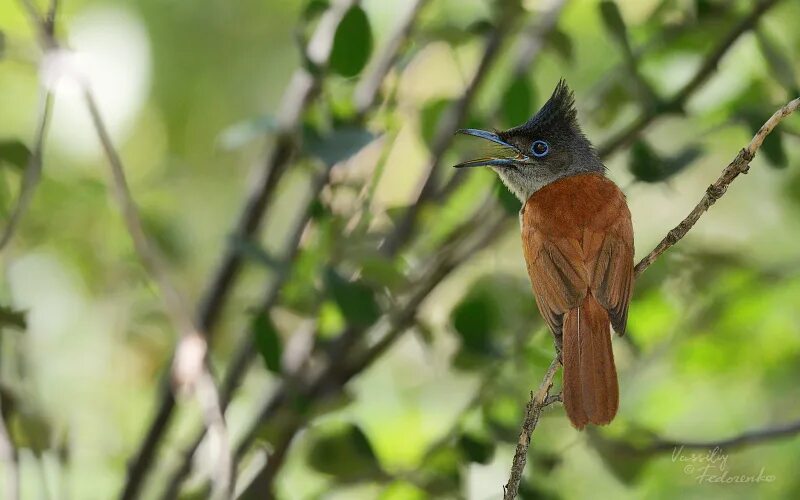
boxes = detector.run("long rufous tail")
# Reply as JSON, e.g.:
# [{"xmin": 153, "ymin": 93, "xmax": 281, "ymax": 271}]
[{"xmin": 561, "ymin": 294, "xmax": 618, "ymax": 429}]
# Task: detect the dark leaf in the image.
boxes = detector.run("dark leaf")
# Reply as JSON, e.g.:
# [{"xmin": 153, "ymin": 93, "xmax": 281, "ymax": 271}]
[
  {"xmin": 325, "ymin": 268, "xmax": 381, "ymax": 327},
  {"xmin": 741, "ymin": 111, "xmax": 788, "ymax": 169},
  {"xmin": 418, "ymin": 447, "xmax": 462, "ymax": 495},
  {"xmin": 231, "ymin": 236, "xmax": 281, "ymax": 269},
  {"xmin": 457, "ymin": 433, "xmax": 495, "ymax": 464},
  {"xmin": 755, "ymin": 30, "xmax": 798, "ymax": 95},
  {"xmin": 359, "ymin": 256, "xmax": 406, "ymax": 289},
  {"xmin": 547, "ymin": 29, "xmax": 574, "ymax": 62},
  {"xmin": 0, "ymin": 32, "xmax": 5, "ymax": 60},
  {"xmin": 628, "ymin": 140, "xmax": 664, "ymax": 183},
  {"xmin": 302, "ymin": 0, "xmax": 329, "ymax": 21},
  {"xmin": 307, "ymin": 423, "xmax": 383, "ymax": 482},
  {"xmin": 501, "ymin": 75, "xmax": 534, "ymax": 127},
  {"xmin": 0, "ymin": 140, "xmax": 31, "ymax": 171},
  {"xmin": 0, "ymin": 305, "xmax": 26, "ymax": 330},
  {"xmin": 495, "ymin": 177, "xmax": 521, "ymax": 215},
  {"xmin": 589, "ymin": 80, "xmax": 631, "ymax": 127},
  {"xmin": 305, "ymin": 126, "xmax": 375, "ymax": 167},
  {"xmin": 419, "ymin": 98, "xmax": 453, "ymax": 150},
  {"xmin": 452, "ymin": 293, "xmax": 497, "ymax": 353},
  {"xmin": 599, "ymin": 1, "xmax": 629, "ymax": 49},
  {"xmin": 252, "ymin": 313, "xmax": 282, "ymax": 374},
  {"xmin": 483, "ymin": 393, "xmax": 522, "ymax": 442},
  {"xmin": 330, "ymin": 6, "xmax": 373, "ymax": 78}
]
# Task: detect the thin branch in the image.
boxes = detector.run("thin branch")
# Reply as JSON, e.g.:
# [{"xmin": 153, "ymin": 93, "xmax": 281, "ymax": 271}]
[
  {"xmin": 597, "ymin": 0, "xmax": 782, "ymax": 158},
  {"xmin": 502, "ymin": 95, "xmax": 799, "ymax": 499},
  {"xmin": 0, "ymin": 89, "xmax": 52, "ymax": 252},
  {"xmin": 380, "ymin": 0, "xmax": 526, "ymax": 254},
  {"xmin": 602, "ymin": 418, "xmax": 800, "ymax": 456},
  {"xmin": 633, "ymin": 97, "xmax": 799, "ymax": 276}
]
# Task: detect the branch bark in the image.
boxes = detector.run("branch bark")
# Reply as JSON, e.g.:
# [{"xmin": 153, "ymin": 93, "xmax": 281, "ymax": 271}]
[{"xmin": 502, "ymin": 95, "xmax": 799, "ymax": 499}]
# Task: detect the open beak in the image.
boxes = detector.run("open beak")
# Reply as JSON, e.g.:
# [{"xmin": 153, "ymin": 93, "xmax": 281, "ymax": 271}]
[{"xmin": 452, "ymin": 129, "xmax": 521, "ymax": 168}]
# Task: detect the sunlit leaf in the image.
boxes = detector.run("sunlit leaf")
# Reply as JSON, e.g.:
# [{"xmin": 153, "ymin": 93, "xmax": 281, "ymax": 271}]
[
  {"xmin": 307, "ymin": 423, "xmax": 383, "ymax": 482},
  {"xmin": 252, "ymin": 312, "xmax": 282, "ymax": 373},
  {"xmin": 0, "ymin": 140, "xmax": 31, "ymax": 171},
  {"xmin": 306, "ymin": 126, "xmax": 375, "ymax": 167},
  {"xmin": 325, "ymin": 268, "xmax": 380, "ymax": 327},
  {"xmin": 330, "ymin": 6, "xmax": 373, "ymax": 78}
]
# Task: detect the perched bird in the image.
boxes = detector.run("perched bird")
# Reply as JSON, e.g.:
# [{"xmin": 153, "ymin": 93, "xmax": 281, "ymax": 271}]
[{"xmin": 453, "ymin": 80, "xmax": 634, "ymax": 429}]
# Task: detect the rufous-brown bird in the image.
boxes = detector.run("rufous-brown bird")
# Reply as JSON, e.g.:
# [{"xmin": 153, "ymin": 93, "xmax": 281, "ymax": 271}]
[{"xmin": 453, "ymin": 80, "xmax": 634, "ymax": 429}]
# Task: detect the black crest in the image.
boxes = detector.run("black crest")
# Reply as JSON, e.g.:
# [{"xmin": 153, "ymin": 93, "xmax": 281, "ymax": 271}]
[{"xmin": 501, "ymin": 79, "xmax": 578, "ymax": 138}]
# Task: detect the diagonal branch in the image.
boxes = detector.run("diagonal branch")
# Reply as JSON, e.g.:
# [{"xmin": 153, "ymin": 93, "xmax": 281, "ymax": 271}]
[{"xmin": 503, "ymin": 95, "xmax": 799, "ymax": 499}]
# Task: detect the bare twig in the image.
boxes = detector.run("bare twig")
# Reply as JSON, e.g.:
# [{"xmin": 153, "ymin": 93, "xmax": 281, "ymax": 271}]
[
  {"xmin": 597, "ymin": 0, "xmax": 782, "ymax": 158},
  {"xmin": 600, "ymin": 417, "xmax": 800, "ymax": 456},
  {"xmin": 634, "ymin": 97, "xmax": 799, "ymax": 275},
  {"xmin": 503, "ymin": 358, "xmax": 560, "ymax": 500},
  {"xmin": 0, "ymin": 88, "xmax": 53, "ymax": 252},
  {"xmin": 17, "ymin": 1, "xmax": 233, "ymax": 498},
  {"xmin": 502, "ymin": 96, "xmax": 799, "ymax": 499}
]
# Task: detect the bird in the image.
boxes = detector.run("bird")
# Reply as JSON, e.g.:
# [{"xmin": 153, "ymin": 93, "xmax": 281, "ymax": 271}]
[{"xmin": 453, "ymin": 80, "xmax": 634, "ymax": 429}]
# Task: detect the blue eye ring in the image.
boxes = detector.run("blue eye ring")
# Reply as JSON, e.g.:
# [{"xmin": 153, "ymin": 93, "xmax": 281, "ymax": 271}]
[{"xmin": 530, "ymin": 140, "xmax": 549, "ymax": 158}]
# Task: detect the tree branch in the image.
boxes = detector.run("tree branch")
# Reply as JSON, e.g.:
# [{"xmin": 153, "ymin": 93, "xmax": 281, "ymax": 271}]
[{"xmin": 502, "ymin": 95, "xmax": 799, "ymax": 499}]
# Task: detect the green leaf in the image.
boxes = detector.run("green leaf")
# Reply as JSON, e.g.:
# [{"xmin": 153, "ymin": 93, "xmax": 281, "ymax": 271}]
[
  {"xmin": 0, "ymin": 32, "xmax": 5, "ymax": 60},
  {"xmin": 628, "ymin": 140, "xmax": 662, "ymax": 183},
  {"xmin": 0, "ymin": 140, "xmax": 31, "ymax": 171},
  {"xmin": 418, "ymin": 447, "xmax": 462, "ymax": 495},
  {"xmin": 452, "ymin": 293, "xmax": 497, "ymax": 353},
  {"xmin": 302, "ymin": 0, "xmax": 329, "ymax": 21},
  {"xmin": 330, "ymin": 6, "xmax": 373, "ymax": 78},
  {"xmin": 419, "ymin": 98, "xmax": 453, "ymax": 150},
  {"xmin": 307, "ymin": 423, "xmax": 383, "ymax": 482},
  {"xmin": 457, "ymin": 433, "xmax": 495, "ymax": 464},
  {"xmin": 495, "ymin": 177, "xmax": 521, "ymax": 215},
  {"xmin": 501, "ymin": 75, "xmax": 534, "ymax": 127},
  {"xmin": 547, "ymin": 29, "xmax": 574, "ymax": 62},
  {"xmin": 599, "ymin": 1, "xmax": 629, "ymax": 49},
  {"xmin": 0, "ymin": 305, "xmax": 26, "ymax": 330},
  {"xmin": 231, "ymin": 236, "xmax": 281, "ymax": 269},
  {"xmin": 217, "ymin": 115, "xmax": 277, "ymax": 150},
  {"xmin": 325, "ymin": 268, "xmax": 381, "ymax": 327},
  {"xmin": 755, "ymin": 30, "xmax": 798, "ymax": 95},
  {"xmin": 252, "ymin": 313, "xmax": 282, "ymax": 374},
  {"xmin": 305, "ymin": 126, "xmax": 375, "ymax": 167}
]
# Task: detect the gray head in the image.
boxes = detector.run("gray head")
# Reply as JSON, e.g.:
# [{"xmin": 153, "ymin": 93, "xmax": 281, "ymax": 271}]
[{"xmin": 453, "ymin": 80, "xmax": 604, "ymax": 202}]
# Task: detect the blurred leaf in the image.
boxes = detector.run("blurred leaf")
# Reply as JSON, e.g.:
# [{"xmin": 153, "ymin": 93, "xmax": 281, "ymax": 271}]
[
  {"xmin": 231, "ymin": 236, "xmax": 281, "ymax": 269},
  {"xmin": 0, "ymin": 305, "xmax": 26, "ymax": 330},
  {"xmin": 418, "ymin": 447, "xmax": 462, "ymax": 495},
  {"xmin": 380, "ymin": 482, "xmax": 426, "ymax": 500},
  {"xmin": 518, "ymin": 479, "xmax": 559, "ymax": 500},
  {"xmin": 307, "ymin": 423, "xmax": 383, "ymax": 482},
  {"xmin": 589, "ymin": 80, "xmax": 631, "ymax": 127},
  {"xmin": 306, "ymin": 126, "xmax": 375, "ymax": 167},
  {"xmin": 330, "ymin": 6, "xmax": 373, "ymax": 78},
  {"xmin": 0, "ymin": 140, "xmax": 31, "ymax": 171},
  {"xmin": 755, "ymin": 30, "xmax": 798, "ymax": 95},
  {"xmin": 282, "ymin": 247, "xmax": 323, "ymax": 315},
  {"xmin": 547, "ymin": 29, "xmax": 574, "ymax": 62},
  {"xmin": 628, "ymin": 140, "xmax": 700, "ymax": 183},
  {"xmin": 457, "ymin": 433, "xmax": 495, "ymax": 464},
  {"xmin": 452, "ymin": 292, "xmax": 497, "ymax": 353},
  {"xmin": 495, "ymin": 177, "xmax": 521, "ymax": 215},
  {"xmin": 501, "ymin": 75, "xmax": 534, "ymax": 126},
  {"xmin": 325, "ymin": 268, "xmax": 380, "ymax": 327},
  {"xmin": 483, "ymin": 393, "xmax": 522, "ymax": 442},
  {"xmin": 740, "ymin": 111, "xmax": 788, "ymax": 168},
  {"xmin": 588, "ymin": 431, "xmax": 650, "ymax": 484},
  {"xmin": 9, "ymin": 410, "xmax": 51, "ymax": 455},
  {"xmin": 0, "ymin": 32, "xmax": 5, "ymax": 60},
  {"xmin": 252, "ymin": 312, "xmax": 282, "ymax": 374},
  {"xmin": 419, "ymin": 98, "xmax": 453, "ymax": 149},
  {"xmin": 359, "ymin": 256, "xmax": 406, "ymax": 289},
  {"xmin": 302, "ymin": 0, "xmax": 329, "ymax": 21},
  {"xmin": 217, "ymin": 115, "xmax": 277, "ymax": 150},
  {"xmin": 599, "ymin": 1, "xmax": 629, "ymax": 49},
  {"xmin": 318, "ymin": 300, "xmax": 346, "ymax": 338},
  {"xmin": 141, "ymin": 213, "xmax": 186, "ymax": 262}
]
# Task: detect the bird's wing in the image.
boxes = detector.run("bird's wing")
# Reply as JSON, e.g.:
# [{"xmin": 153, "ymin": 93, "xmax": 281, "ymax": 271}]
[
  {"xmin": 585, "ymin": 213, "xmax": 634, "ymax": 335},
  {"xmin": 523, "ymin": 229, "xmax": 589, "ymax": 337},
  {"xmin": 521, "ymin": 174, "xmax": 634, "ymax": 337}
]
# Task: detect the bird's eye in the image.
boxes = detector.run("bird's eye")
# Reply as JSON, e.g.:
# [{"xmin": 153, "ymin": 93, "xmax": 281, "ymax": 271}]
[{"xmin": 530, "ymin": 140, "xmax": 549, "ymax": 158}]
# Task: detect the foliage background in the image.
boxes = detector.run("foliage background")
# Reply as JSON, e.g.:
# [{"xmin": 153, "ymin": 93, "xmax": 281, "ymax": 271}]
[{"xmin": 1, "ymin": 0, "xmax": 800, "ymax": 499}]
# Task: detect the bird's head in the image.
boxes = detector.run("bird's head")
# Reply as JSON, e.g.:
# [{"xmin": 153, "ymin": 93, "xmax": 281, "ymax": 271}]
[{"xmin": 453, "ymin": 79, "xmax": 604, "ymax": 202}]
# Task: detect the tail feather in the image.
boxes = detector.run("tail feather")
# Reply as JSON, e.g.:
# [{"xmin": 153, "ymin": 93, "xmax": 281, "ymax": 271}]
[{"xmin": 562, "ymin": 294, "xmax": 618, "ymax": 429}]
